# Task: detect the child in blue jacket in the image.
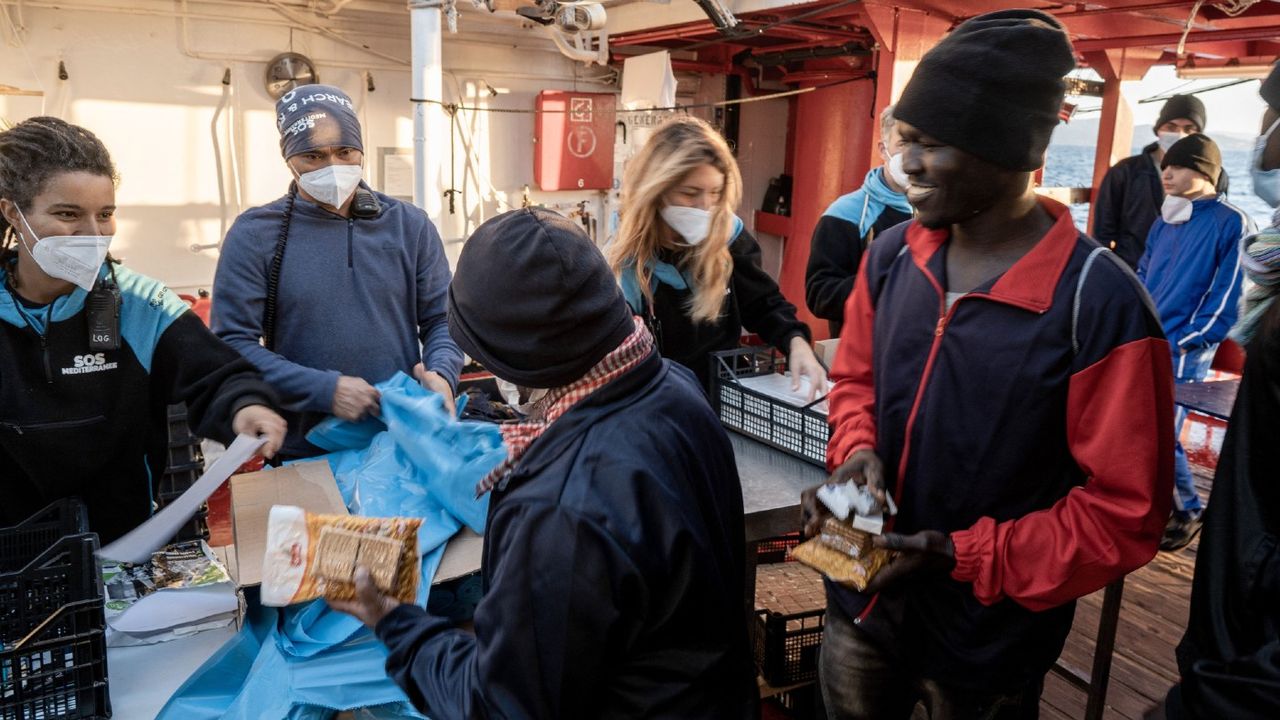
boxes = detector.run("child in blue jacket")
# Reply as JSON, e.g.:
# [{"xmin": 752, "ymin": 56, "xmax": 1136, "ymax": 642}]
[{"xmin": 1139, "ymin": 132, "xmax": 1254, "ymax": 551}]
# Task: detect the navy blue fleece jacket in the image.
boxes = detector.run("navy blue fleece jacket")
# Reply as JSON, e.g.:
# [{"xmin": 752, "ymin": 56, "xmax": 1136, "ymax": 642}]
[{"xmin": 212, "ymin": 187, "xmax": 462, "ymax": 457}]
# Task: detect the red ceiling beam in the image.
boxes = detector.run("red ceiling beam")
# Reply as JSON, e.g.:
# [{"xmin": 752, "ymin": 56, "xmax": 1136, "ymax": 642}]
[
  {"xmin": 1073, "ymin": 24, "xmax": 1280, "ymax": 52},
  {"xmin": 1051, "ymin": 1, "xmax": 1194, "ymax": 19}
]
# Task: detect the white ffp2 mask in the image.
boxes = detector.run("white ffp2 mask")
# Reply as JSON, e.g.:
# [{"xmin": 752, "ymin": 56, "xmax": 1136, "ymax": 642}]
[
  {"xmin": 294, "ymin": 163, "xmax": 363, "ymax": 208},
  {"xmin": 1157, "ymin": 132, "xmax": 1183, "ymax": 153},
  {"xmin": 1250, "ymin": 117, "xmax": 1280, "ymax": 208},
  {"xmin": 1161, "ymin": 194, "xmax": 1194, "ymax": 224},
  {"xmin": 15, "ymin": 207, "xmax": 111, "ymax": 291},
  {"xmin": 887, "ymin": 153, "xmax": 910, "ymax": 190},
  {"xmin": 660, "ymin": 205, "xmax": 713, "ymax": 246}
]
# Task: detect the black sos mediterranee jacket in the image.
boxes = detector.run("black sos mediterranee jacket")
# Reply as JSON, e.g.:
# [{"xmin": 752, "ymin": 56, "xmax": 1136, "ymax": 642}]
[{"xmin": 0, "ymin": 256, "xmax": 275, "ymax": 542}]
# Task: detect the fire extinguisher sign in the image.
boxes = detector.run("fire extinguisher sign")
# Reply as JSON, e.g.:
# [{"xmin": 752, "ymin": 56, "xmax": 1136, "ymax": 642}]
[
  {"xmin": 570, "ymin": 97, "xmax": 593, "ymax": 122},
  {"xmin": 567, "ymin": 125, "xmax": 597, "ymax": 158}
]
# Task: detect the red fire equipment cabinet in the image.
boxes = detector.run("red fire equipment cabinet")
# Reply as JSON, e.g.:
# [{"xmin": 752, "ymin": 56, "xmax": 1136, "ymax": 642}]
[{"xmin": 533, "ymin": 90, "xmax": 615, "ymax": 191}]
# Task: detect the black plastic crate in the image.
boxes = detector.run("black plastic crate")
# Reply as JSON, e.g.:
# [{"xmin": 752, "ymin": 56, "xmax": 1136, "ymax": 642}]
[
  {"xmin": 1, "ymin": 511, "xmax": 109, "ymax": 720},
  {"xmin": 754, "ymin": 607, "xmax": 825, "ymax": 687},
  {"xmin": 166, "ymin": 403, "xmax": 197, "ymax": 447},
  {"xmin": 156, "ymin": 464, "xmax": 202, "ymax": 501},
  {"xmin": 710, "ymin": 348, "xmax": 829, "ymax": 467},
  {"xmin": 0, "ymin": 501, "xmax": 88, "ymax": 576},
  {"xmin": 753, "ymin": 562, "xmax": 826, "ymax": 687},
  {"xmin": 165, "ymin": 441, "xmax": 203, "ymax": 470},
  {"xmin": 756, "ymin": 533, "xmax": 802, "ymax": 564}
]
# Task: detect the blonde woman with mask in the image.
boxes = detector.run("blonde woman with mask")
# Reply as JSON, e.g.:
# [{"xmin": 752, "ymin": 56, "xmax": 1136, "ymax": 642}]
[{"xmin": 611, "ymin": 116, "xmax": 826, "ymax": 397}]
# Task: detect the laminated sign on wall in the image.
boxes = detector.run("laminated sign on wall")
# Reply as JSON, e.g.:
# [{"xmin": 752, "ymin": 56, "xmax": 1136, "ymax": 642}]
[{"xmin": 534, "ymin": 90, "xmax": 616, "ymax": 191}]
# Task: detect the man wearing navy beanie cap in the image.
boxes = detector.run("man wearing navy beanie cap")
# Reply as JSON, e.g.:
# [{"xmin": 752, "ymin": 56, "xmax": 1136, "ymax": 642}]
[
  {"xmin": 212, "ymin": 84, "xmax": 463, "ymax": 460},
  {"xmin": 811, "ymin": 9, "xmax": 1172, "ymax": 718},
  {"xmin": 1096, "ymin": 91, "xmax": 1231, "ymax": 268},
  {"xmin": 328, "ymin": 208, "xmax": 758, "ymax": 720}
]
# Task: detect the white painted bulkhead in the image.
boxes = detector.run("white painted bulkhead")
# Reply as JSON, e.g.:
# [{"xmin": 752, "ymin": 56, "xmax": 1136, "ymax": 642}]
[{"xmin": 0, "ymin": 0, "xmax": 787, "ymax": 294}]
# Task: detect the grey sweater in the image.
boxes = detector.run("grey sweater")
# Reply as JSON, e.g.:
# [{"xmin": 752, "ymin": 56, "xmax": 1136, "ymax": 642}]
[{"xmin": 212, "ymin": 187, "xmax": 462, "ymax": 457}]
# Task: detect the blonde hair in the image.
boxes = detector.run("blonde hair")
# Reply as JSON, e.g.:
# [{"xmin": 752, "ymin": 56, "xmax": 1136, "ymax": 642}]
[{"xmin": 609, "ymin": 116, "xmax": 741, "ymax": 324}]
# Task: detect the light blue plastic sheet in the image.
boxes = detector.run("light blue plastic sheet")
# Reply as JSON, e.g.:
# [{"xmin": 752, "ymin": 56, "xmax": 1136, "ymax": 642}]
[{"xmin": 158, "ymin": 374, "xmax": 502, "ymax": 720}]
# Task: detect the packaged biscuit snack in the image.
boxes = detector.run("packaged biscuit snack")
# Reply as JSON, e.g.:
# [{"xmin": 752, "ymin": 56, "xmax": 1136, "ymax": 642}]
[
  {"xmin": 261, "ymin": 505, "xmax": 421, "ymax": 607},
  {"xmin": 790, "ymin": 517, "xmax": 893, "ymax": 592}
]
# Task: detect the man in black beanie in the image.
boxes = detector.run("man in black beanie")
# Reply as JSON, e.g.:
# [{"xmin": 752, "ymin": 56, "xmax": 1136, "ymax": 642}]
[
  {"xmin": 1137, "ymin": 132, "xmax": 1252, "ymax": 553},
  {"xmin": 329, "ymin": 207, "xmax": 756, "ymax": 720},
  {"xmin": 807, "ymin": 9, "xmax": 1173, "ymax": 718},
  {"xmin": 1096, "ymin": 93, "xmax": 1231, "ymax": 268}
]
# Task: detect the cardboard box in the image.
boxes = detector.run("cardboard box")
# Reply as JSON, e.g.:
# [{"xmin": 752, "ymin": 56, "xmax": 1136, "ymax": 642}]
[
  {"xmin": 435, "ymin": 528, "xmax": 483, "ymax": 583},
  {"xmin": 229, "ymin": 461, "xmax": 348, "ymax": 588},
  {"xmin": 227, "ymin": 461, "xmax": 486, "ymax": 588},
  {"xmin": 815, "ymin": 339, "xmax": 840, "ymax": 369}
]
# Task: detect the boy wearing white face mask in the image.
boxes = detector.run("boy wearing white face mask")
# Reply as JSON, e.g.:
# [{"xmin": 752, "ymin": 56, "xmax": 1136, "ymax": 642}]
[
  {"xmin": 1138, "ymin": 132, "xmax": 1253, "ymax": 552},
  {"xmin": 805, "ymin": 104, "xmax": 914, "ymax": 337},
  {"xmin": 213, "ymin": 84, "xmax": 463, "ymax": 461},
  {"xmin": 1095, "ymin": 94, "xmax": 1231, "ymax": 269}
]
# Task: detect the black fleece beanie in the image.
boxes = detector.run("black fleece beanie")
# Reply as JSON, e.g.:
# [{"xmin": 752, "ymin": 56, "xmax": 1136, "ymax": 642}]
[
  {"xmin": 893, "ymin": 9, "xmax": 1075, "ymax": 172},
  {"xmin": 448, "ymin": 208, "xmax": 634, "ymax": 388},
  {"xmin": 1154, "ymin": 94, "xmax": 1207, "ymax": 134},
  {"xmin": 1262, "ymin": 62, "xmax": 1280, "ymax": 112},
  {"xmin": 1161, "ymin": 133, "xmax": 1222, "ymax": 185}
]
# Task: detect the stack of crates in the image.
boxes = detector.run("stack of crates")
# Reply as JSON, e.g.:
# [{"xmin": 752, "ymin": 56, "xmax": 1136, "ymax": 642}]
[
  {"xmin": 159, "ymin": 403, "xmax": 208, "ymax": 543},
  {"xmin": 0, "ymin": 499, "xmax": 110, "ymax": 719},
  {"xmin": 753, "ymin": 533, "xmax": 826, "ymax": 700}
]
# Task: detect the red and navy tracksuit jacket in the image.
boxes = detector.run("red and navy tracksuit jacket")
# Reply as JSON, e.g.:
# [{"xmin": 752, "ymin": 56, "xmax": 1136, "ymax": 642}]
[{"xmin": 826, "ymin": 198, "xmax": 1175, "ymax": 691}]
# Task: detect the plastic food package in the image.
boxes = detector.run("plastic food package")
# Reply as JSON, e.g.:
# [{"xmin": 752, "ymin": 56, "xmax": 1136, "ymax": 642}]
[
  {"xmin": 261, "ymin": 506, "xmax": 422, "ymax": 607},
  {"xmin": 790, "ymin": 517, "xmax": 893, "ymax": 592}
]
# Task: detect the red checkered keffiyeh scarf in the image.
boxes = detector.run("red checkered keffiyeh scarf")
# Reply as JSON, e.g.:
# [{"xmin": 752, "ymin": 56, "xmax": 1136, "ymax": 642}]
[{"xmin": 477, "ymin": 316, "xmax": 654, "ymax": 495}]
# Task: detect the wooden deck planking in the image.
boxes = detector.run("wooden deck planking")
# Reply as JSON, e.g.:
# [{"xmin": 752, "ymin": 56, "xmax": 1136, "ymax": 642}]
[{"xmin": 1039, "ymin": 468, "xmax": 1212, "ymax": 719}]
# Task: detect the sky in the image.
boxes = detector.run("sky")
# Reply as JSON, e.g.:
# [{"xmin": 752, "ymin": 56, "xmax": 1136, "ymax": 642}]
[{"xmin": 1075, "ymin": 65, "xmax": 1270, "ymax": 139}]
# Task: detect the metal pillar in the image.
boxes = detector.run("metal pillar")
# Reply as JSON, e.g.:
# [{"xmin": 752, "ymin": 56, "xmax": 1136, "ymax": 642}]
[
  {"xmin": 1082, "ymin": 48, "xmax": 1159, "ymax": 235},
  {"xmin": 783, "ymin": 76, "xmax": 875, "ymax": 339},
  {"xmin": 410, "ymin": 0, "xmax": 444, "ymax": 218}
]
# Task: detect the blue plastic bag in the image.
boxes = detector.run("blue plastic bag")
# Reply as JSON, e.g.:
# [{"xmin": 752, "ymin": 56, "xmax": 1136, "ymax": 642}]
[{"xmin": 158, "ymin": 373, "xmax": 503, "ymax": 719}]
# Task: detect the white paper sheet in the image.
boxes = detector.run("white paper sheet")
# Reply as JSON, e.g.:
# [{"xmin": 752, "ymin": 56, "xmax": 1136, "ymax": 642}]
[
  {"xmin": 108, "ymin": 583, "xmax": 239, "ymax": 633},
  {"xmin": 736, "ymin": 372, "xmax": 829, "ymax": 414},
  {"xmin": 99, "ymin": 434, "xmax": 265, "ymax": 564}
]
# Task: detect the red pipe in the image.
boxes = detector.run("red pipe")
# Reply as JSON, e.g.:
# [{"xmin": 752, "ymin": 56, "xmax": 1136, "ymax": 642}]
[
  {"xmin": 611, "ymin": 22, "xmax": 719, "ymax": 46},
  {"xmin": 663, "ymin": 58, "xmax": 768, "ymax": 97}
]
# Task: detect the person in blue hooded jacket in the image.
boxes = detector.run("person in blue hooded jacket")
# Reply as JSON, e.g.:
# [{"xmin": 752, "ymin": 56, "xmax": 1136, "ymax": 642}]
[
  {"xmin": 212, "ymin": 85, "xmax": 463, "ymax": 460},
  {"xmin": 805, "ymin": 104, "xmax": 914, "ymax": 337},
  {"xmin": 1138, "ymin": 132, "xmax": 1254, "ymax": 551},
  {"xmin": 0, "ymin": 117, "xmax": 286, "ymax": 542}
]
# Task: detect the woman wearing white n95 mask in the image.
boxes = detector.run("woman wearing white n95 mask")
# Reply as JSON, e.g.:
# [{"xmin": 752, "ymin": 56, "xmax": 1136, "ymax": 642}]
[
  {"xmin": 0, "ymin": 117, "xmax": 286, "ymax": 543},
  {"xmin": 610, "ymin": 116, "xmax": 826, "ymax": 397}
]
